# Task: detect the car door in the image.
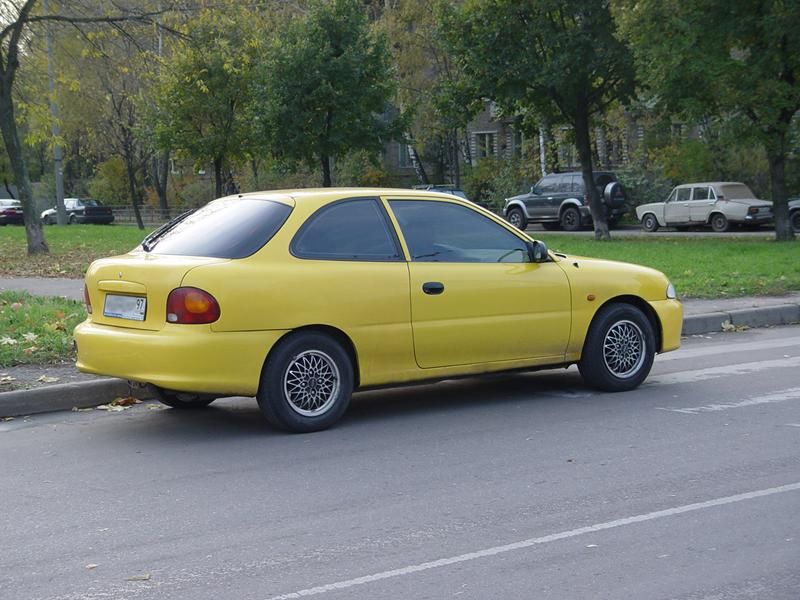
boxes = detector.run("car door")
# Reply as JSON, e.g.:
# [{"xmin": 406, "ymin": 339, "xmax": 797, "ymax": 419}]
[
  {"xmin": 689, "ymin": 186, "xmax": 715, "ymax": 222},
  {"xmin": 664, "ymin": 187, "xmax": 691, "ymax": 224},
  {"xmin": 387, "ymin": 197, "xmax": 571, "ymax": 369},
  {"xmin": 527, "ymin": 175, "xmax": 558, "ymax": 221}
]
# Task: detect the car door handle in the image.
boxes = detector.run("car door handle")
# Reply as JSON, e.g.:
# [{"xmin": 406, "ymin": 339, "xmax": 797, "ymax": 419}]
[{"xmin": 422, "ymin": 282, "xmax": 445, "ymax": 295}]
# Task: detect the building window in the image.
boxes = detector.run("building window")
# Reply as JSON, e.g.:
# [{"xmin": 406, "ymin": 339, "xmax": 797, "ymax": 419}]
[
  {"xmin": 398, "ymin": 144, "xmax": 413, "ymax": 169},
  {"xmin": 474, "ymin": 132, "xmax": 496, "ymax": 159}
]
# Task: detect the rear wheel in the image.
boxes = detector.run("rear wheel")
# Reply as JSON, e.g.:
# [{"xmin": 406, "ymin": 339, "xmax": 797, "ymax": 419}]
[
  {"xmin": 710, "ymin": 213, "xmax": 729, "ymax": 232},
  {"xmin": 791, "ymin": 211, "xmax": 800, "ymax": 233},
  {"xmin": 560, "ymin": 206, "xmax": 581, "ymax": 231},
  {"xmin": 578, "ymin": 303, "xmax": 656, "ymax": 392},
  {"xmin": 257, "ymin": 331, "xmax": 353, "ymax": 433},
  {"xmin": 153, "ymin": 387, "xmax": 216, "ymax": 409},
  {"xmin": 506, "ymin": 207, "xmax": 527, "ymax": 230},
  {"xmin": 68, "ymin": 214, "xmax": 77, "ymax": 225},
  {"xmin": 641, "ymin": 213, "xmax": 659, "ymax": 232}
]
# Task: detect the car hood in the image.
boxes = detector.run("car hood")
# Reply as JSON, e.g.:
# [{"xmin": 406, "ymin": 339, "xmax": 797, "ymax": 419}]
[
  {"xmin": 554, "ymin": 253, "xmax": 673, "ymax": 302},
  {"xmin": 505, "ymin": 192, "xmax": 530, "ymax": 204}
]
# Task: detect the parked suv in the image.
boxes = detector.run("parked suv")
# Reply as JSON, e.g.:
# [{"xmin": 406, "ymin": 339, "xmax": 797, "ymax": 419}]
[{"xmin": 503, "ymin": 171, "xmax": 627, "ymax": 231}]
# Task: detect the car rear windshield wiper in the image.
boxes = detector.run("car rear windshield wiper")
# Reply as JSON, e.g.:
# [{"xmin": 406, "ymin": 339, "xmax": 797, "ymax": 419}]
[{"xmin": 141, "ymin": 208, "xmax": 198, "ymax": 252}]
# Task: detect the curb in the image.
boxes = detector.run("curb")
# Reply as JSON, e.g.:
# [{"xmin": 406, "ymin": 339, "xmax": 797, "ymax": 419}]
[
  {"xmin": 682, "ymin": 304, "xmax": 800, "ymax": 336},
  {"xmin": 0, "ymin": 378, "xmax": 150, "ymax": 418},
  {"xmin": 2, "ymin": 305, "xmax": 799, "ymax": 419}
]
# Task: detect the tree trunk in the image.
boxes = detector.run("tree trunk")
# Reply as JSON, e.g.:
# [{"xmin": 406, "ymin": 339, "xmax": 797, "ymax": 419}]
[
  {"xmin": 409, "ymin": 145, "xmax": 429, "ymax": 185},
  {"xmin": 321, "ymin": 154, "xmax": 332, "ymax": 187},
  {"xmin": 0, "ymin": 83, "xmax": 48, "ymax": 254},
  {"xmin": 251, "ymin": 158, "xmax": 260, "ymax": 190},
  {"xmin": 451, "ymin": 130, "xmax": 460, "ymax": 187},
  {"xmin": 573, "ymin": 110, "xmax": 609, "ymax": 241},
  {"xmin": 153, "ymin": 150, "xmax": 170, "ymax": 220},
  {"xmin": 124, "ymin": 152, "xmax": 145, "ymax": 230},
  {"xmin": 765, "ymin": 131, "xmax": 794, "ymax": 241},
  {"xmin": 213, "ymin": 157, "xmax": 223, "ymax": 198}
]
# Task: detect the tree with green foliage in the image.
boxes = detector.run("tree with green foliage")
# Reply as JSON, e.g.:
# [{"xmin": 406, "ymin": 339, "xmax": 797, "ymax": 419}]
[
  {"xmin": 150, "ymin": 5, "xmax": 263, "ymax": 199},
  {"xmin": 616, "ymin": 0, "xmax": 799, "ymax": 241},
  {"xmin": 255, "ymin": 0, "xmax": 400, "ymax": 187},
  {"xmin": 0, "ymin": 1, "xmax": 167, "ymax": 254},
  {"xmin": 442, "ymin": 0, "xmax": 635, "ymax": 240}
]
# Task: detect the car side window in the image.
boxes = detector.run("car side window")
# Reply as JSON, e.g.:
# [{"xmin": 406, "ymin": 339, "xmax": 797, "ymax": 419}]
[
  {"xmin": 538, "ymin": 176, "xmax": 559, "ymax": 194},
  {"xmin": 65, "ymin": 199, "xmax": 77, "ymax": 209},
  {"xmin": 291, "ymin": 198, "xmax": 401, "ymax": 261},
  {"xmin": 692, "ymin": 187, "xmax": 709, "ymax": 200},
  {"xmin": 677, "ymin": 188, "xmax": 691, "ymax": 202},
  {"xmin": 569, "ymin": 175, "xmax": 582, "ymax": 193},
  {"xmin": 556, "ymin": 175, "xmax": 571, "ymax": 192},
  {"xmin": 390, "ymin": 200, "xmax": 529, "ymax": 263},
  {"xmin": 666, "ymin": 189, "xmax": 677, "ymax": 203}
]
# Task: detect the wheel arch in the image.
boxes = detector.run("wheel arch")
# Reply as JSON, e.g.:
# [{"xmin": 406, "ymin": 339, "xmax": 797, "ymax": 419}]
[
  {"xmin": 586, "ymin": 295, "xmax": 663, "ymax": 354},
  {"xmin": 505, "ymin": 200, "xmax": 529, "ymax": 218},
  {"xmin": 559, "ymin": 198, "xmax": 583, "ymax": 215},
  {"xmin": 707, "ymin": 210, "xmax": 726, "ymax": 224},
  {"xmin": 264, "ymin": 325, "xmax": 361, "ymax": 389}
]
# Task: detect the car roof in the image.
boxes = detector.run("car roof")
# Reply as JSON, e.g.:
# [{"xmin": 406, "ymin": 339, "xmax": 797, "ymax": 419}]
[
  {"xmin": 230, "ymin": 187, "xmax": 469, "ymax": 207},
  {"xmin": 674, "ymin": 182, "xmax": 748, "ymax": 188}
]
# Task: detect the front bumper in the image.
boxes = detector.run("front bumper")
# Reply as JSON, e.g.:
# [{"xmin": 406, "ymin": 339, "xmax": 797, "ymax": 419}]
[
  {"xmin": 74, "ymin": 320, "xmax": 287, "ymax": 396},
  {"xmin": 649, "ymin": 299, "xmax": 683, "ymax": 353}
]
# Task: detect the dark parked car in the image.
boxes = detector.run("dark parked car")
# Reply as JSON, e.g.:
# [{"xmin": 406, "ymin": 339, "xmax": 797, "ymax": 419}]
[
  {"xmin": 503, "ymin": 171, "xmax": 627, "ymax": 231},
  {"xmin": 41, "ymin": 198, "xmax": 114, "ymax": 225},
  {"xmin": 0, "ymin": 199, "xmax": 24, "ymax": 225}
]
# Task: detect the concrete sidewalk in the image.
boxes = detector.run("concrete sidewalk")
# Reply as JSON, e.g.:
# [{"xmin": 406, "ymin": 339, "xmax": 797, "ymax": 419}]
[{"xmin": 1, "ymin": 277, "xmax": 799, "ymax": 418}]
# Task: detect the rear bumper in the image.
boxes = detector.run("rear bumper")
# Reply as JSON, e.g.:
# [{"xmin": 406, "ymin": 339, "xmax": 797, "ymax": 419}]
[
  {"xmin": 77, "ymin": 215, "xmax": 115, "ymax": 224},
  {"xmin": 74, "ymin": 320, "xmax": 287, "ymax": 396},
  {"xmin": 649, "ymin": 299, "xmax": 683, "ymax": 353}
]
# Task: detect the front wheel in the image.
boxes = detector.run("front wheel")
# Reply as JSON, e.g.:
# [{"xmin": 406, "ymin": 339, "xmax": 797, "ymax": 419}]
[
  {"xmin": 257, "ymin": 332, "xmax": 354, "ymax": 433},
  {"xmin": 560, "ymin": 206, "xmax": 581, "ymax": 231},
  {"xmin": 578, "ymin": 303, "xmax": 656, "ymax": 392},
  {"xmin": 641, "ymin": 213, "xmax": 659, "ymax": 232},
  {"xmin": 791, "ymin": 211, "xmax": 800, "ymax": 233},
  {"xmin": 710, "ymin": 213, "xmax": 729, "ymax": 232},
  {"xmin": 506, "ymin": 207, "xmax": 527, "ymax": 230},
  {"xmin": 152, "ymin": 387, "xmax": 216, "ymax": 409}
]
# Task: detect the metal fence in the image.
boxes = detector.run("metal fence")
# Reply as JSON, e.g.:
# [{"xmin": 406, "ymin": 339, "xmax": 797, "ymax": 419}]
[{"xmin": 108, "ymin": 206, "xmax": 188, "ymax": 227}]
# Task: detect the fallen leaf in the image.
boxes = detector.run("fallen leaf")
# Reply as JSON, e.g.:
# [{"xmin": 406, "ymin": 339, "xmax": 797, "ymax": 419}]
[
  {"xmin": 9, "ymin": 302, "xmax": 22, "ymax": 310},
  {"xmin": 110, "ymin": 396, "xmax": 140, "ymax": 407},
  {"xmin": 146, "ymin": 404, "xmax": 165, "ymax": 410},
  {"xmin": 23, "ymin": 346, "xmax": 39, "ymax": 355},
  {"xmin": 85, "ymin": 564, "xmax": 98, "ymax": 570},
  {"xmin": 22, "ymin": 332, "xmax": 38, "ymax": 343},
  {"xmin": 71, "ymin": 407, "xmax": 93, "ymax": 412},
  {"xmin": 96, "ymin": 404, "xmax": 126, "ymax": 412},
  {"xmin": 1, "ymin": 416, "xmax": 15, "ymax": 422},
  {"xmin": 0, "ymin": 336, "xmax": 18, "ymax": 346},
  {"xmin": 126, "ymin": 574, "xmax": 151, "ymax": 582},
  {"xmin": 1, "ymin": 375, "xmax": 16, "ymax": 384},
  {"xmin": 37, "ymin": 375, "xmax": 60, "ymax": 383}
]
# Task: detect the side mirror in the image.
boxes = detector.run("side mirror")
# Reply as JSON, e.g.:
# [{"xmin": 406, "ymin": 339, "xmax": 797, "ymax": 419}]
[
  {"xmin": 527, "ymin": 240, "xmax": 549, "ymax": 263},
  {"xmin": 530, "ymin": 186, "xmax": 537, "ymax": 194}
]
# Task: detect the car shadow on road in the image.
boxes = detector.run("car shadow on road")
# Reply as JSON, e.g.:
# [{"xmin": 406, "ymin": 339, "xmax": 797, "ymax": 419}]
[{"xmin": 101, "ymin": 369, "xmax": 593, "ymax": 441}]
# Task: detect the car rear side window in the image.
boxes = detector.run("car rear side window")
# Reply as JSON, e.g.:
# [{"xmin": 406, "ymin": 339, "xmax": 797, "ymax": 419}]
[
  {"xmin": 149, "ymin": 198, "xmax": 292, "ymax": 259},
  {"xmin": 291, "ymin": 198, "xmax": 401, "ymax": 261}
]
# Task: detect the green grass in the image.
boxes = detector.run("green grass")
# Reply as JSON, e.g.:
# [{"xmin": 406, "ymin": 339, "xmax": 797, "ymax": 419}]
[
  {"xmin": 536, "ymin": 235, "xmax": 800, "ymax": 298},
  {"xmin": 0, "ymin": 225, "xmax": 153, "ymax": 278},
  {"xmin": 0, "ymin": 291, "xmax": 87, "ymax": 367}
]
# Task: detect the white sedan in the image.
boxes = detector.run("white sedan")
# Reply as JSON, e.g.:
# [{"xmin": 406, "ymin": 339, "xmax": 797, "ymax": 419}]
[{"xmin": 637, "ymin": 182, "xmax": 773, "ymax": 232}]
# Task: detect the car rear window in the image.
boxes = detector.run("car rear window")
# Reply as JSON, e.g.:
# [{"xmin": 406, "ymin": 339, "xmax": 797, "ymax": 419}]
[
  {"xmin": 147, "ymin": 198, "xmax": 292, "ymax": 259},
  {"xmin": 720, "ymin": 184, "xmax": 756, "ymax": 200}
]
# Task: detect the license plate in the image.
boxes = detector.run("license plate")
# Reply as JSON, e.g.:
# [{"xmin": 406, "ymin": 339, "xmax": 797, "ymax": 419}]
[{"xmin": 103, "ymin": 294, "xmax": 146, "ymax": 321}]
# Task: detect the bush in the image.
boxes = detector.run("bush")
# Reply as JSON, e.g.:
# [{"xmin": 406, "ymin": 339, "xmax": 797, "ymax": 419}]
[
  {"xmin": 88, "ymin": 157, "xmax": 131, "ymax": 205},
  {"xmin": 463, "ymin": 156, "xmax": 539, "ymax": 211}
]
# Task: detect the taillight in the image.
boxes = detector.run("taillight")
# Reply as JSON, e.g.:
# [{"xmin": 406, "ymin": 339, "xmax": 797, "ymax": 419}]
[
  {"xmin": 84, "ymin": 284, "xmax": 92, "ymax": 314},
  {"xmin": 166, "ymin": 287, "xmax": 220, "ymax": 324}
]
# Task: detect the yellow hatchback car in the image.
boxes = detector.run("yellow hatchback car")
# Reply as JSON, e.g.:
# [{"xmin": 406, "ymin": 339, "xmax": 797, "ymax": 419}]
[{"xmin": 75, "ymin": 188, "xmax": 682, "ymax": 432}]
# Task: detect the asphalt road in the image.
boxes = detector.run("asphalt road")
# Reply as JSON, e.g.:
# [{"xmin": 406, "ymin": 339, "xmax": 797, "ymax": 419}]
[
  {"xmin": 525, "ymin": 223, "xmax": 778, "ymax": 237},
  {"xmin": 2, "ymin": 326, "xmax": 799, "ymax": 600}
]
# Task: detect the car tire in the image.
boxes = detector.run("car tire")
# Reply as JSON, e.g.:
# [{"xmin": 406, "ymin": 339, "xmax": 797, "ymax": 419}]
[
  {"xmin": 506, "ymin": 207, "xmax": 527, "ymax": 230},
  {"xmin": 791, "ymin": 211, "xmax": 800, "ymax": 233},
  {"xmin": 68, "ymin": 214, "xmax": 77, "ymax": 225},
  {"xmin": 560, "ymin": 206, "xmax": 581, "ymax": 231},
  {"xmin": 257, "ymin": 331, "xmax": 354, "ymax": 433},
  {"xmin": 641, "ymin": 213, "xmax": 659, "ymax": 232},
  {"xmin": 710, "ymin": 213, "xmax": 729, "ymax": 232},
  {"xmin": 578, "ymin": 303, "xmax": 656, "ymax": 392},
  {"xmin": 541, "ymin": 222, "xmax": 560, "ymax": 231},
  {"xmin": 153, "ymin": 387, "xmax": 216, "ymax": 409}
]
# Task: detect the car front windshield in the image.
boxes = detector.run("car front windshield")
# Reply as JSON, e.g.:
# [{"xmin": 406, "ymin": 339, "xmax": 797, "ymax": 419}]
[{"xmin": 720, "ymin": 184, "xmax": 755, "ymax": 200}]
